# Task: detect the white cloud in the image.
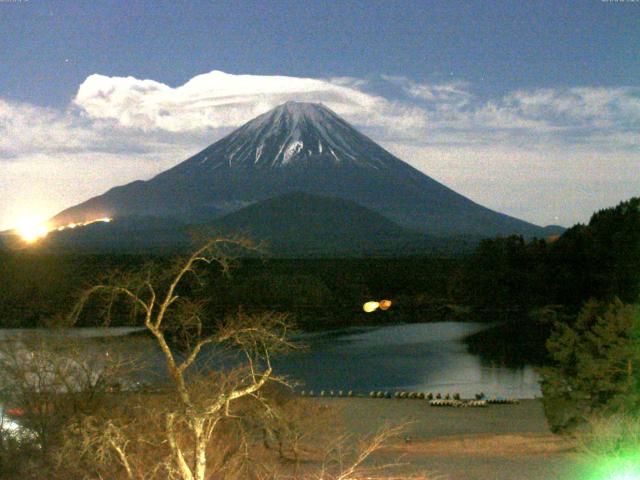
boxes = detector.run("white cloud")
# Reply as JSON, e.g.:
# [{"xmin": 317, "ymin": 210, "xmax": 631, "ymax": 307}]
[
  {"xmin": 0, "ymin": 99, "xmax": 95, "ymax": 157},
  {"xmin": 72, "ymin": 71, "xmax": 640, "ymax": 146},
  {"xmin": 496, "ymin": 87, "xmax": 640, "ymax": 129},
  {"xmin": 382, "ymin": 75, "xmax": 473, "ymax": 110},
  {"xmin": 375, "ymin": 77, "xmax": 640, "ymax": 139},
  {"xmin": 1, "ymin": 70, "xmax": 638, "ymax": 230},
  {"xmin": 0, "ymin": 98, "xmax": 203, "ymax": 230},
  {"xmin": 74, "ymin": 71, "xmax": 390, "ymax": 132},
  {"xmin": 382, "ymin": 142, "xmax": 640, "ymax": 227}
]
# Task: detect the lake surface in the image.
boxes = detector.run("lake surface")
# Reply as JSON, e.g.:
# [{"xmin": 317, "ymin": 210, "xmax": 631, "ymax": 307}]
[
  {"xmin": 274, "ymin": 322, "xmax": 542, "ymax": 399},
  {"xmin": 0, "ymin": 322, "xmax": 542, "ymax": 401}
]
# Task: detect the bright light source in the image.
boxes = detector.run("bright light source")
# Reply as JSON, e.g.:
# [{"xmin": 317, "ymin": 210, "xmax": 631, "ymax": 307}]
[
  {"xmin": 610, "ymin": 473, "xmax": 640, "ymax": 480},
  {"xmin": 582, "ymin": 455, "xmax": 640, "ymax": 480},
  {"xmin": 597, "ymin": 465, "xmax": 640, "ymax": 480},
  {"xmin": 379, "ymin": 299, "xmax": 392, "ymax": 310},
  {"xmin": 12, "ymin": 216, "xmax": 113, "ymax": 244},
  {"xmin": 15, "ymin": 218, "xmax": 49, "ymax": 243},
  {"xmin": 363, "ymin": 299, "xmax": 393, "ymax": 313},
  {"xmin": 363, "ymin": 301, "xmax": 380, "ymax": 313}
]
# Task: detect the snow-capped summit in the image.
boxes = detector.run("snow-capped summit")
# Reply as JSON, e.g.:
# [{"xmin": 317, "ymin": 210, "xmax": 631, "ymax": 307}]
[
  {"xmin": 51, "ymin": 101, "xmax": 552, "ymax": 238},
  {"xmin": 177, "ymin": 101, "xmax": 389, "ymax": 170}
]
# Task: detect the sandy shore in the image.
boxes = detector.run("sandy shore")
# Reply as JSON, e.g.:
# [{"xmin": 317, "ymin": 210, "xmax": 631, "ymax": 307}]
[{"xmin": 309, "ymin": 398, "xmax": 577, "ymax": 480}]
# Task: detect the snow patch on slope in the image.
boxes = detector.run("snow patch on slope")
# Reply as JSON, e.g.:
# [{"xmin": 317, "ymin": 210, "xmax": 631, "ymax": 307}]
[{"xmin": 283, "ymin": 141, "xmax": 304, "ymax": 164}]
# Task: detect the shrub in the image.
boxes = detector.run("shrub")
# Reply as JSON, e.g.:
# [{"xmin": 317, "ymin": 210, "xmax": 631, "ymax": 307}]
[
  {"xmin": 539, "ymin": 298, "xmax": 640, "ymax": 432},
  {"xmin": 571, "ymin": 413, "xmax": 640, "ymax": 480}
]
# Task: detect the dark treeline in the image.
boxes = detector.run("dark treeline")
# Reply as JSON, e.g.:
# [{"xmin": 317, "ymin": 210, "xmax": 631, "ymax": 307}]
[
  {"xmin": 462, "ymin": 197, "xmax": 640, "ymax": 313},
  {"xmin": 463, "ymin": 197, "xmax": 640, "ymax": 365},
  {"xmin": 0, "ymin": 252, "xmax": 155, "ymax": 327},
  {"xmin": 1, "ymin": 197, "xmax": 638, "ymax": 336},
  {"xmin": 0, "ymin": 252, "xmax": 462, "ymax": 329},
  {"xmin": 205, "ymin": 257, "xmax": 463, "ymax": 328}
]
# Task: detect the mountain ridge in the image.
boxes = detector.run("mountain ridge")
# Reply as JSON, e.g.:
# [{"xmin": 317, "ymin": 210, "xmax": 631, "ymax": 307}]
[
  {"xmin": 50, "ymin": 101, "xmax": 556, "ymax": 239},
  {"xmin": 35, "ymin": 192, "xmax": 482, "ymax": 256}
]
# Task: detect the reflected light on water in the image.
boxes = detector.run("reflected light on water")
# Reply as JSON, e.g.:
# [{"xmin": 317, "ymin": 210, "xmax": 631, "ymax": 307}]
[{"xmin": 279, "ymin": 322, "xmax": 542, "ymax": 398}]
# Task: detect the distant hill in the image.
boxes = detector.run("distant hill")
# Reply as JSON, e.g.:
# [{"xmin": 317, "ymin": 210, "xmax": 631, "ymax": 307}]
[
  {"xmin": 33, "ymin": 192, "xmax": 480, "ymax": 256},
  {"xmin": 210, "ymin": 191, "xmax": 428, "ymax": 256},
  {"xmin": 36, "ymin": 217, "xmax": 192, "ymax": 255}
]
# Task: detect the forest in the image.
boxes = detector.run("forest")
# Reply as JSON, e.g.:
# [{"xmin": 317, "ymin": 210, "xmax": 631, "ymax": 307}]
[{"xmin": 1, "ymin": 197, "xmax": 638, "ymax": 334}]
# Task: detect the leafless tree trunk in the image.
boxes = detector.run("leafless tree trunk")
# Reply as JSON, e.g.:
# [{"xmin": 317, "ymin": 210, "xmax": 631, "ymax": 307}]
[{"xmin": 69, "ymin": 238, "xmax": 296, "ymax": 480}]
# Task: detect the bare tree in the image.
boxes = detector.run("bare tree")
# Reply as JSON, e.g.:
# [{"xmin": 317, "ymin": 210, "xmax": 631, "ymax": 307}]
[
  {"xmin": 2, "ymin": 238, "xmax": 425, "ymax": 479},
  {"xmin": 0, "ymin": 329, "xmax": 138, "ymax": 452},
  {"xmin": 0, "ymin": 327, "xmax": 141, "ymax": 480},
  {"xmin": 66, "ymin": 238, "xmax": 297, "ymax": 480}
]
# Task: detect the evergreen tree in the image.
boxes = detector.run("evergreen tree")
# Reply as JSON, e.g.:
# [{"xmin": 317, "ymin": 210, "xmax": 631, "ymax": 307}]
[
  {"xmin": 539, "ymin": 298, "xmax": 640, "ymax": 432},
  {"xmin": 464, "ymin": 235, "xmax": 531, "ymax": 311}
]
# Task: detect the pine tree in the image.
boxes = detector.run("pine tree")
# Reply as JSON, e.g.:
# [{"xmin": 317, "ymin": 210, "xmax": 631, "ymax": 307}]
[{"xmin": 539, "ymin": 298, "xmax": 640, "ymax": 432}]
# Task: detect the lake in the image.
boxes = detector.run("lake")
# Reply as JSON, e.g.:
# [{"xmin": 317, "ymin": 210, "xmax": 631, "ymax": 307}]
[
  {"xmin": 0, "ymin": 322, "xmax": 541, "ymax": 402},
  {"xmin": 275, "ymin": 322, "xmax": 541, "ymax": 399}
]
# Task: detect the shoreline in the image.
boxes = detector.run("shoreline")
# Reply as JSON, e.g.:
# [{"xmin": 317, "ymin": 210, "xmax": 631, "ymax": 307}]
[{"xmin": 308, "ymin": 397, "xmax": 576, "ymax": 480}]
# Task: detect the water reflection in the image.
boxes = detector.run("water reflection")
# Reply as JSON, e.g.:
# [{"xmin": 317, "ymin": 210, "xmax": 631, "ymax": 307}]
[
  {"xmin": 275, "ymin": 322, "xmax": 541, "ymax": 398},
  {"xmin": 0, "ymin": 323, "xmax": 542, "ymax": 403}
]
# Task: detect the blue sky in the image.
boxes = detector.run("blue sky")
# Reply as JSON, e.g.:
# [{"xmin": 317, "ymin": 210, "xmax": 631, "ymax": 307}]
[{"xmin": 1, "ymin": 0, "xmax": 639, "ymax": 230}]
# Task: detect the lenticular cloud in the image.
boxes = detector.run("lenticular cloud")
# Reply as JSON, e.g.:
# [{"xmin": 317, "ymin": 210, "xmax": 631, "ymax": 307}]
[{"xmin": 73, "ymin": 70, "xmax": 384, "ymax": 132}]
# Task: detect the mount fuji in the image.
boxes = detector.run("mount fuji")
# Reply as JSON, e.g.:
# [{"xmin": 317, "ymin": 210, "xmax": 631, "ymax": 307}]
[{"xmin": 48, "ymin": 101, "xmax": 558, "ymax": 251}]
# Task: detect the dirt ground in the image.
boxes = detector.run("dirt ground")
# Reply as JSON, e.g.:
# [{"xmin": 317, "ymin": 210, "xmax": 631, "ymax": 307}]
[{"xmin": 310, "ymin": 398, "xmax": 578, "ymax": 480}]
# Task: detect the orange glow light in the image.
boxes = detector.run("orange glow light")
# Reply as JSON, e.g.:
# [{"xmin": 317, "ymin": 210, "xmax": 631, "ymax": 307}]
[
  {"xmin": 13, "ymin": 217, "xmax": 112, "ymax": 244},
  {"xmin": 379, "ymin": 299, "xmax": 392, "ymax": 310},
  {"xmin": 15, "ymin": 219, "xmax": 49, "ymax": 243}
]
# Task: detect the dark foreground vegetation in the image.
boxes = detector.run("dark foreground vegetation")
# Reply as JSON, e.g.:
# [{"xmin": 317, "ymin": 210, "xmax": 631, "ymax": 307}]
[
  {"xmin": 463, "ymin": 197, "xmax": 640, "ymax": 311},
  {"xmin": 0, "ymin": 240, "xmax": 405, "ymax": 480},
  {"xmin": 0, "ymin": 252, "xmax": 462, "ymax": 329},
  {"xmin": 0, "ymin": 197, "xmax": 638, "ymax": 477},
  {"xmin": 468, "ymin": 197, "xmax": 640, "ymax": 444}
]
